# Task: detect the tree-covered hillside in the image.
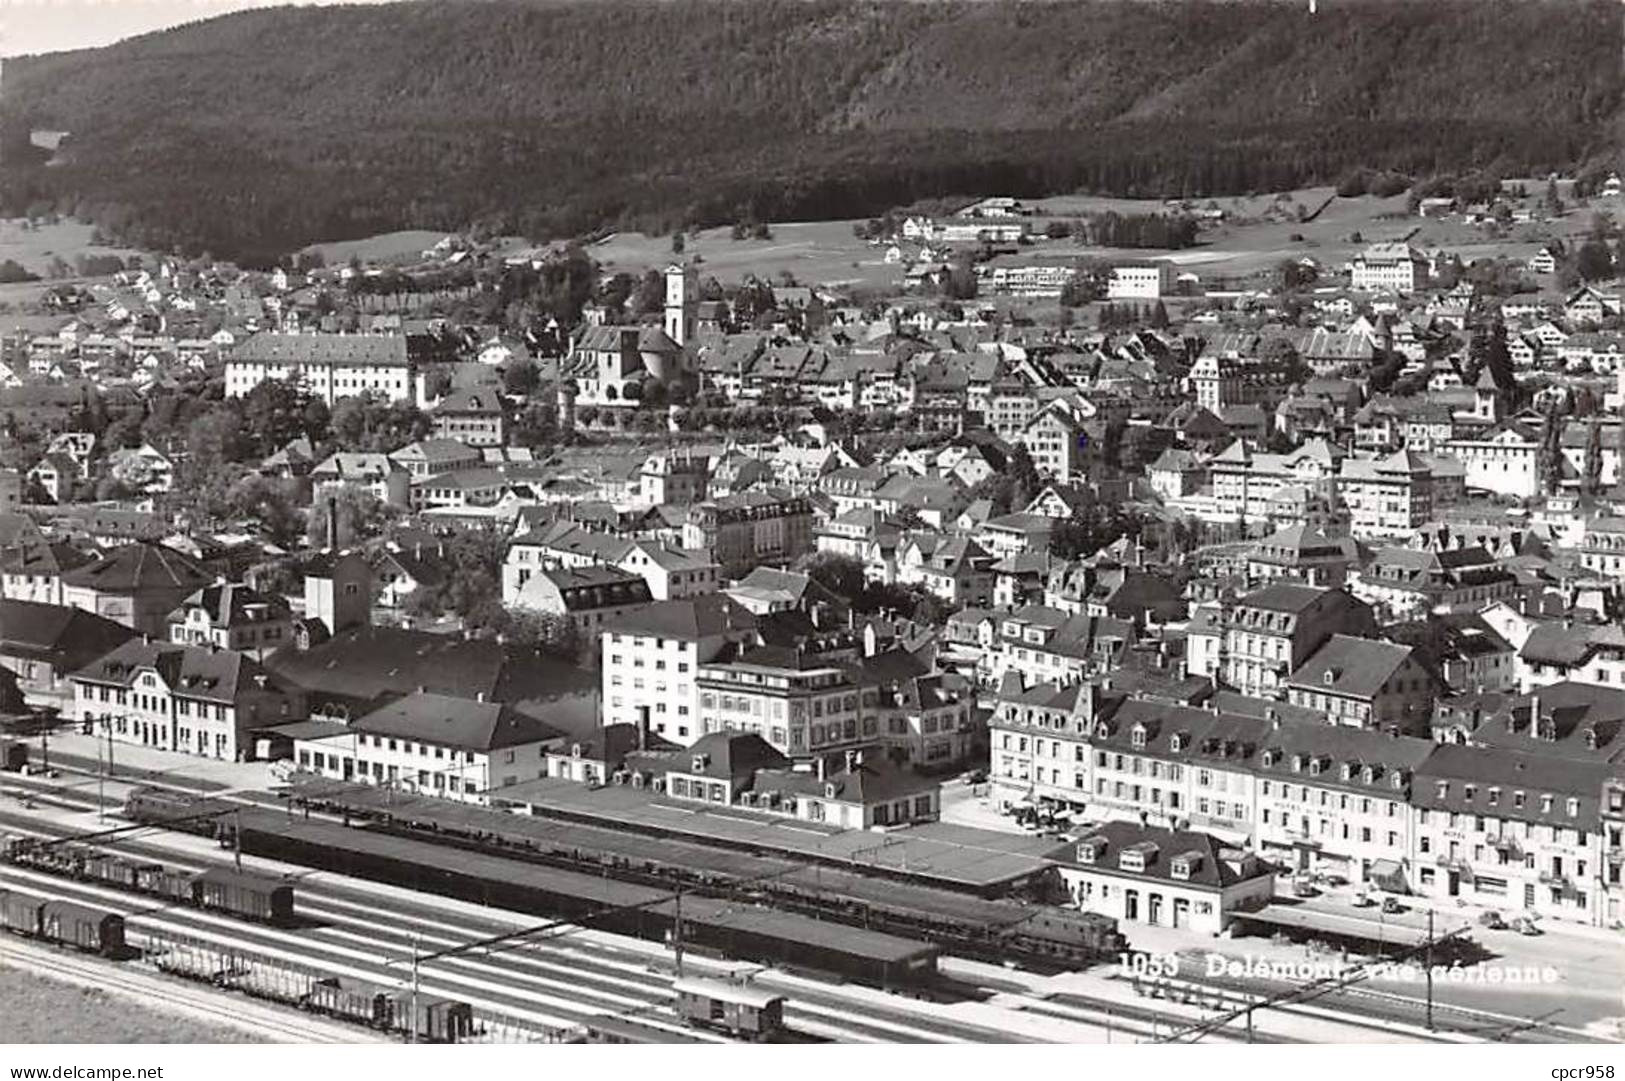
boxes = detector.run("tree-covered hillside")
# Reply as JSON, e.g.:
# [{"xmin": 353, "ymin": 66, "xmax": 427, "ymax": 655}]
[{"xmin": 0, "ymin": 0, "xmax": 1618, "ymax": 263}]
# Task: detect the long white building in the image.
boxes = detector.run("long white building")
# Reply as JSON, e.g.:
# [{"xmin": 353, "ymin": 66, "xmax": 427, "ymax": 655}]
[{"xmin": 225, "ymin": 332, "xmax": 414, "ymax": 404}]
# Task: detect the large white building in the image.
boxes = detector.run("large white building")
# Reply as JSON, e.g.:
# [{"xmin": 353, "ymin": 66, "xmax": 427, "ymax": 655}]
[
  {"xmin": 225, "ymin": 332, "xmax": 414, "ymax": 404},
  {"xmin": 1106, "ymin": 263, "xmax": 1177, "ymax": 301},
  {"xmin": 1350, "ymin": 243, "xmax": 1428, "ymax": 293},
  {"xmin": 599, "ymin": 595, "xmax": 758, "ymax": 744}
]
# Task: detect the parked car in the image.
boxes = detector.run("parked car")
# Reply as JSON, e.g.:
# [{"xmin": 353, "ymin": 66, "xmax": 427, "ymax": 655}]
[
  {"xmin": 1291, "ymin": 875, "xmax": 1318, "ymax": 899},
  {"xmin": 1380, "ymin": 897, "xmax": 1406, "ymax": 915},
  {"xmin": 1477, "ymin": 910, "xmax": 1507, "ymax": 930},
  {"xmin": 962, "ymin": 769, "xmax": 988, "ymax": 786},
  {"xmin": 1352, "ymin": 891, "xmax": 1375, "ymax": 908},
  {"xmin": 1513, "ymin": 916, "xmax": 1542, "ymax": 936}
]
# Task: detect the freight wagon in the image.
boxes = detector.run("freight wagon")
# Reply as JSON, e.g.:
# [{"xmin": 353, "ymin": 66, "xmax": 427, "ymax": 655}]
[
  {"xmin": 1, "ymin": 835, "xmax": 296, "ymax": 926},
  {"xmin": 0, "ymin": 739, "xmax": 28, "ymax": 773},
  {"xmin": 0, "ymin": 891, "xmax": 125, "ymax": 956},
  {"xmin": 192, "ymin": 868, "xmax": 296, "ymax": 924},
  {"xmin": 304, "ymin": 976, "xmax": 398, "ymax": 1029}
]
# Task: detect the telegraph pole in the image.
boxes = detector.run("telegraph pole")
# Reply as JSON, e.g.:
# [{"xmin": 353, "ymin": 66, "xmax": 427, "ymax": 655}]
[
  {"xmin": 673, "ymin": 889, "xmax": 684, "ymax": 978},
  {"xmin": 409, "ymin": 934, "xmax": 421, "ymax": 1044},
  {"xmin": 1424, "ymin": 909, "xmax": 1435, "ymax": 1032}
]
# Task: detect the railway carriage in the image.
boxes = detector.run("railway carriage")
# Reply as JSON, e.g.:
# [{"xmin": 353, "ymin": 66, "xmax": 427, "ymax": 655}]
[{"xmin": 673, "ymin": 978, "xmax": 786, "ymax": 1039}]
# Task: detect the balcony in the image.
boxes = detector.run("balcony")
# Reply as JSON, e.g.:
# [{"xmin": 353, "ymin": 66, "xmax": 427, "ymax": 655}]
[{"xmin": 1435, "ymin": 855, "xmax": 1473, "ymax": 877}]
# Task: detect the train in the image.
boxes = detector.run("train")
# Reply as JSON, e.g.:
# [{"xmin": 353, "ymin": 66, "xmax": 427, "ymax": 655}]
[
  {"xmin": 0, "ymin": 891, "xmax": 126, "ymax": 956},
  {"xmin": 192, "ymin": 783, "xmax": 1131, "ymax": 973},
  {"xmin": 1, "ymin": 833, "xmax": 296, "ymax": 926}
]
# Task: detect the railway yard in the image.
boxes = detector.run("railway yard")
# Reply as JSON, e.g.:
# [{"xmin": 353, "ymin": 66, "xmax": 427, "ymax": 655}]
[{"xmin": 0, "ymin": 759, "xmax": 1609, "ymax": 1045}]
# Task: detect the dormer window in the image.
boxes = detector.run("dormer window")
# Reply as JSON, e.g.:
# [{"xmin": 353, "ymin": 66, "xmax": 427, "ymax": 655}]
[
  {"xmin": 691, "ymin": 754, "xmax": 708, "ymax": 772},
  {"xmin": 1323, "ymin": 670, "xmax": 1337, "ymax": 686},
  {"xmin": 1076, "ymin": 837, "xmax": 1107, "ymax": 865},
  {"xmin": 1436, "ymin": 781, "xmax": 1449, "ymax": 799},
  {"xmin": 1540, "ymin": 794, "xmax": 1553, "ymax": 813},
  {"xmin": 1095, "ymin": 721, "xmax": 1110, "ymax": 739},
  {"xmin": 1119, "ymin": 843, "xmax": 1157, "ymax": 872},
  {"xmin": 825, "ymin": 783, "xmax": 838, "ymax": 799},
  {"xmin": 1131, "ymin": 724, "xmax": 1147, "ymax": 750},
  {"xmin": 1565, "ymin": 798, "xmax": 1578, "ymax": 817},
  {"xmin": 1340, "ymin": 763, "xmax": 1354, "ymax": 781},
  {"xmin": 1308, "ymin": 758, "xmax": 1323, "ymax": 776},
  {"xmin": 1261, "ymin": 748, "xmax": 1278, "ymax": 767},
  {"xmin": 571, "ymin": 743, "xmax": 582, "ymax": 758},
  {"xmin": 1171, "ymin": 853, "xmax": 1202, "ymax": 881},
  {"xmin": 1362, "ymin": 766, "xmax": 1376, "ymax": 784},
  {"xmin": 1170, "ymin": 734, "xmax": 1184, "ymax": 753},
  {"xmin": 1487, "ymin": 787, "xmax": 1499, "ymax": 805},
  {"xmin": 1464, "ymin": 784, "xmax": 1476, "ymax": 802}
]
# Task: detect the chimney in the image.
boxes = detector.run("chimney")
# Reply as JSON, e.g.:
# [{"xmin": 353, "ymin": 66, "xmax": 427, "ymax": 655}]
[
  {"xmin": 327, "ymin": 496, "xmax": 339, "ymax": 551},
  {"xmin": 637, "ymin": 706, "xmax": 649, "ymax": 752},
  {"xmin": 816, "ymin": 757, "xmax": 827, "ymax": 782}
]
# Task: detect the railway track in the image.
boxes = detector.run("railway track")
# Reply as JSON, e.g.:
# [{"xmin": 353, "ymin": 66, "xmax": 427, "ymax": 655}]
[
  {"xmin": 0, "ymin": 935, "xmax": 368, "ymax": 1043},
  {"xmin": 0, "ymin": 811, "xmax": 1080, "ymax": 1043}
]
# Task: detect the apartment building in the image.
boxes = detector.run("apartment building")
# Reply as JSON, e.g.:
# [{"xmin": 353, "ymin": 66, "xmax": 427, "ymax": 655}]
[
  {"xmin": 696, "ymin": 646, "xmax": 875, "ymax": 763},
  {"xmin": 165, "ymin": 582, "xmax": 293, "ymax": 661},
  {"xmin": 600, "ymin": 595, "xmax": 758, "ymax": 744},
  {"xmin": 1218, "ymin": 583, "xmax": 1377, "ymax": 699},
  {"xmin": 1283, "ymin": 634, "xmax": 1439, "ymax": 733},
  {"xmin": 683, "ymin": 488, "xmax": 813, "ymax": 577}
]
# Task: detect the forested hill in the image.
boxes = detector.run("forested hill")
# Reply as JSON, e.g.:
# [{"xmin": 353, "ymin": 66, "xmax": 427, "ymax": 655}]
[{"xmin": 1, "ymin": 0, "xmax": 1619, "ymax": 264}]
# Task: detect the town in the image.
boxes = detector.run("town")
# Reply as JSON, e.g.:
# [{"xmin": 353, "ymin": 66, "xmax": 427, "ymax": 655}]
[{"xmin": 2, "ymin": 172, "xmax": 1624, "ymax": 1045}]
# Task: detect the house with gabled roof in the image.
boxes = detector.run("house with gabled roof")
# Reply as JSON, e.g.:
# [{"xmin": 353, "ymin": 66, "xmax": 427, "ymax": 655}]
[{"xmin": 71, "ymin": 637, "xmax": 299, "ymax": 760}]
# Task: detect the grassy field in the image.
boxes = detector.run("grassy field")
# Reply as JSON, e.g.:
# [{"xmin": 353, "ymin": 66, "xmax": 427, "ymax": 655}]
[
  {"xmin": 1035, "ymin": 186, "xmax": 1565, "ymax": 282},
  {"xmin": 590, "ymin": 221, "xmax": 903, "ymax": 290},
  {"xmin": 0, "ymin": 218, "xmax": 141, "ymax": 278},
  {"xmin": 302, "ymin": 229, "xmax": 458, "ymax": 267},
  {"xmin": 0, "ymin": 962, "xmax": 264, "ymax": 1043}
]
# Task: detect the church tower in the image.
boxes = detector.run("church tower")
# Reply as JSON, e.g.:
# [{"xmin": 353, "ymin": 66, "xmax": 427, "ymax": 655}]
[{"xmin": 664, "ymin": 263, "xmax": 697, "ymax": 347}]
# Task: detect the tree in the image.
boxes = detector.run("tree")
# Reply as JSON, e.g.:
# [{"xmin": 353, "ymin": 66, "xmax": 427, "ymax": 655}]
[
  {"xmin": 1537, "ymin": 404, "xmax": 1566, "ymax": 496},
  {"xmin": 1575, "ymin": 236, "xmax": 1614, "ymax": 282},
  {"xmin": 503, "ymin": 357, "xmax": 539, "ymax": 396},
  {"xmin": 306, "ymin": 486, "xmax": 395, "ymax": 548},
  {"xmin": 632, "ymin": 269, "xmax": 665, "ymax": 317},
  {"xmin": 1483, "ymin": 320, "xmax": 1516, "ymax": 406},
  {"xmin": 799, "ymin": 552, "xmax": 867, "ymax": 601},
  {"xmin": 231, "ymin": 474, "xmax": 305, "ymax": 549},
  {"xmin": 670, "ymin": 232, "xmax": 686, "ymax": 255},
  {"xmin": 1582, "ymin": 419, "xmax": 1604, "ymax": 496},
  {"xmin": 0, "ymin": 260, "xmax": 39, "ymax": 283},
  {"xmin": 1544, "ymin": 177, "xmax": 1563, "ymax": 217}
]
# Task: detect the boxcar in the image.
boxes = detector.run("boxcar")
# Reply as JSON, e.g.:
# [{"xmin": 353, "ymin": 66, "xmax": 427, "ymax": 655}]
[
  {"xmin": 0, "ymin": 739, "xmax": 28, "ymax": 772},
  {"xmin": 192, "ymin": 868, "xmax": 295, "ymax": 925},
  {"xmin": 673, "ymin": 978, "xmax": 785, "ymax": 1039},
  {"xmin": 411, "ymin": 998, "xmax": 475, "ymax": 1043},
  {"xmin": 38, "ymin": 900, "xmax": 125, "ymax": 955},
  {"xmin": 0, "ymin": 891, "xmax": 43, "ymax": 937},
  {"xmin": 305, "ymin": 977, "xmax": 396, "ymax": 1028},
  {"xmin": 135, "ymin": 866, "xmax": 196, "ymax": 904}
]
